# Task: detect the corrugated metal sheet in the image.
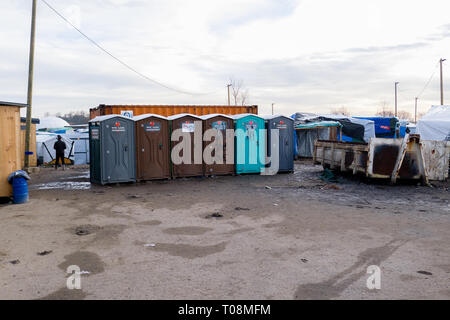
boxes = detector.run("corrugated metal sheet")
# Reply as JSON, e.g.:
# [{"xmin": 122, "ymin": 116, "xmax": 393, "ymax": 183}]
[{"xmin": 90, "ymin": 104, "xmax": 258, "ymax": 119}]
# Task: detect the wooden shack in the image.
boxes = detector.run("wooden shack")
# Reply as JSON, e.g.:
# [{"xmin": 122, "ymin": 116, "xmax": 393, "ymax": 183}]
[{"xmin": 0, "ymin": 102, "xmax": 26, "ymax": 198}]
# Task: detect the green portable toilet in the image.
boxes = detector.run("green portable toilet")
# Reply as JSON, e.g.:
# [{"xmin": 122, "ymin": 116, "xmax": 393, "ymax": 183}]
[
  {"xmin": 233, "ymin": 114, "xmax": 266, "ymax": 174},
  {"xmin": 89, "ymin": 115, "xmax": 136, "ymax": 185}
]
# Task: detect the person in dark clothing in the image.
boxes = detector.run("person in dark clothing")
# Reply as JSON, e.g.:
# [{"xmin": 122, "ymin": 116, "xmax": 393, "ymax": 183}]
[{"xmin": 54, "ymin": 135, "xmax": 66, "ymax": 170}]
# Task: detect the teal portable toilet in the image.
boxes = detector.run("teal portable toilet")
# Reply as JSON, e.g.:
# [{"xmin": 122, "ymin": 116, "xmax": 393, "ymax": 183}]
[
  {"xmin": 89, "ymin": 115, "xmax": 136, "ymax": 185},
  {"xmin": 233, "ymin": 114, "xmax": 266, "ymax": 174}
]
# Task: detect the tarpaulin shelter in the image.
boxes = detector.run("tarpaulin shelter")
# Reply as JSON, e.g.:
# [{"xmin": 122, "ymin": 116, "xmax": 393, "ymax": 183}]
[{"xmin": 416, "ymin": 105, "xmax": 450, "ymax": 141}]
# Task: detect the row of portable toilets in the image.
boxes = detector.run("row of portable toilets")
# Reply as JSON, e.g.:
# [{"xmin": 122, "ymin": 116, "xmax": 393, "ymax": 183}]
[{"xmin": 89, "ymin": 113, "xmax": 294, "ymax": 185}]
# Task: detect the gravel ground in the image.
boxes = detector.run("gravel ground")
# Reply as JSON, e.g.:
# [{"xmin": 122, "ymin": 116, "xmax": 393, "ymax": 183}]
[{"xmin": 0, "ymin": 161, "xmax": 449, "ymax": 300}]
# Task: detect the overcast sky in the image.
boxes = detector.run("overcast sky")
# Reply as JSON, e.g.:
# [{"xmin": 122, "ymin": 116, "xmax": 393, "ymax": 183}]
[{"xmin": 1, "ymin": 0, "xmax": 449, "ymax": 117}]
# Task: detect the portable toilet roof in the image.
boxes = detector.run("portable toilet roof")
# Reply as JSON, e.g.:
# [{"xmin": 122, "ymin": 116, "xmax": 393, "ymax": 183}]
[
  {"xmin": 89, "ymin": 114, "xmax": 132, "ymax": 123},
  {"xmin": 168, "ymin": 113, "xmax": 202, "ymax": 121},
  {"xmin": 200, "ymin": 114, "xmax": 234, "ymax": 120},
  {"xmin": 133, "ymin": 113, "xmax": 168, "ymax": 121},
  {"xmin": 262, "ymin": 115, "xmax": 293, "ymax": 121},
  {"xmin": 232, "ymin": 113, "xmax": 262, "ymax": 120}
]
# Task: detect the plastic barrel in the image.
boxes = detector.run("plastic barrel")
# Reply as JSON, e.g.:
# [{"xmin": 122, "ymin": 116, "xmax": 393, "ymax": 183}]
[{"xmin": 12, "ymin": 177, "xmax": 28, "ymax": 204}]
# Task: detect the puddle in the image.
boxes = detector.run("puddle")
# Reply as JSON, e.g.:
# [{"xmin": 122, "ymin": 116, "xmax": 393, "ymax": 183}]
[
  {"xmin": 62, "ymin": 172, "xmax": 90, "ymax": 180},
  {"xmin": 32, "ymin": 182, "xmax": 91, "ymax": 190}
]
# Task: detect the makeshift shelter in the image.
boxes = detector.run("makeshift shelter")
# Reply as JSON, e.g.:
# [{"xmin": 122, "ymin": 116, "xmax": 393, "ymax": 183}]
[
  {"xmin": 0, "ymin": 101, "xmax": 24, "ymax": 198},
  {"xmin": 295, "ymin": 121, "xmax": 342, "ymax": 158},
  {"xmin": 416, "ymin": 105, "xmax": 450, "ymax": 141},
  {"xmin": 355, "ymin": 117, "xmax": 399, "ymax": 138},
  {"xmin": 292, "ymin": 113, "xmax": 375, "ymax": 158},
  {"xmin": 64, "ymin": 131, "xmax": 90, "ymax": 165},
  {"xmin": 36, "ymin": 133, "xmax": 74, "ymax": 165}
]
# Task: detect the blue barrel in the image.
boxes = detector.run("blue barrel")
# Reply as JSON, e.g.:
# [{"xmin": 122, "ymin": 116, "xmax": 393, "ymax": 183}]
[{"xmin": 12, "ymin": 177, "xmax": 28, "ymax": 204}]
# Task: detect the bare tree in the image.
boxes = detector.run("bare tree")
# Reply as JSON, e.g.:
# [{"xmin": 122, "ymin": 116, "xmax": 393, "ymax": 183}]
[
  {"xmin": 229, "ymin": 78, "xmax": 249, "ymax": 106},
  {"xmin": 397, "ymin": 110, "xmax": 413, "ymax": 121},
  {"xmin": 376, "ymin": 101, "xmax": 394, "ymax": 117},
  {"xmin": 240, "ymin": 89, "xmax": 249, "ymax": 106},
  {"xmin": 330, "ymin": 106, "xmax": 351, "ymax": 116}
]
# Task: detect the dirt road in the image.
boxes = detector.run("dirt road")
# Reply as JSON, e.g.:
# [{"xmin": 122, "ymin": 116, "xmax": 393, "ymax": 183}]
[{"xmin": 0, "ymin": 162, "xmax": 449, "ymax": 299}]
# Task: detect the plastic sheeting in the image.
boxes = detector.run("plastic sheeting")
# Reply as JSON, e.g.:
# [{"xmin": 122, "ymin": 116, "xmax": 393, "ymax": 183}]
[
  {"xmin": 297, "ymin": 127, "xmax": 332, "ymax": 158},
  {"xmin": 416, "ymin": 105, "xmax": 450, "ymax": 141},
  {"xmin": 64, "ymin": 131, "xmax": 90, "ymax": 165}
]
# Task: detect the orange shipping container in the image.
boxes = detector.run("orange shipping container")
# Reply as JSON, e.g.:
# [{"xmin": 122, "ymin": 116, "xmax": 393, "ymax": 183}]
[{"xmin": 90, "ymin": 104, "xmax": 258, "ymax": 119}]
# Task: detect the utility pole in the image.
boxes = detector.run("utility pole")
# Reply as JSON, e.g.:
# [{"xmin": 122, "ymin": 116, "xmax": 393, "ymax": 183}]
[
  {"xmin": 271, "ymin": 103, "xmax": 275, "ymax": 115},
  {"xmin": 394, "ymin": 82, "xmax": 399, "ymax": 117},
  {"xmin": 24, "ymin": 0, "xmax": 37, "ymax": 169},
  {"xmin": 226, "ymin": 84, "xmax": 232, "ymax": 106},
  {"xmin": 440, "ymin": 58, "xmax": 446, "ymax": 105},
  {"xmin": 414, "ymin": 97, "xmax": 418, "ymax": 123}
]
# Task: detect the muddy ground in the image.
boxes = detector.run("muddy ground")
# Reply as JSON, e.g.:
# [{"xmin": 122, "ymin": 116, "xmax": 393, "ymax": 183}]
[{"xmin": 0, "ymin": 161, "xmax": 449, "ymax": 300}]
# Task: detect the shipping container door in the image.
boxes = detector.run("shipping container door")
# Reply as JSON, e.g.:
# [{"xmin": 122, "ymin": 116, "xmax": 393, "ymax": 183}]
[
  {"xmin": 136, "ymin": 118, "xmax": 170, "ymax": 180},
  {"xmin": 102, "ymin": 118, "xmax": 135, "ymax": 183},
  {"xmin": 203, "ymin": 117, "xmax": 234, "ymax": 175},
  {"xmin": 171, "ymin": 117, "xmax": 203, "ymax": 177}
]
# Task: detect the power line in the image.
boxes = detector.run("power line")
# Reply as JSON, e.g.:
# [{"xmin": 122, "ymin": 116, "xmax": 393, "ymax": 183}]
[
  {"xmin": 40, "ymin": 0, "xmax": 218, "ymax": 96},
  {"xmin": 416, "ymin": 62, "xmax": 439, "ymax": 99}
]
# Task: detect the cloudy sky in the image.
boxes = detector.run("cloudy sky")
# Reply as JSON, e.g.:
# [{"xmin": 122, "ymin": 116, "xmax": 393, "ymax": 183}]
[{"xmin": 1, "ymin": 0, "xmax": 449, "ymax": 118}]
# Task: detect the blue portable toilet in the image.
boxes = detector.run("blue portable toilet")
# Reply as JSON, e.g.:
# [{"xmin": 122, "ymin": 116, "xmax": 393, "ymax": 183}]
[{"xmin": 233, "ymin": 114, "xmax": 266, "ymax": 174}]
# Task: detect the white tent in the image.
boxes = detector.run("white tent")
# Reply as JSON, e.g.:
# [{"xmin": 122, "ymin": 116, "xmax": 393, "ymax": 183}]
[
  {"xmin": 63, "ymin": 131, "xmax": 89, "ymax": 165},
  {"xmin": 416, "ymin": 105, "xmax": 450, "ymax": 141},
  {"xmin": 37, "ymin": 117, "xmax": 71, "ymax": 132},
  {"xmin": 36, "ymin": 134, "xmax": 74, "ymax": 164}
]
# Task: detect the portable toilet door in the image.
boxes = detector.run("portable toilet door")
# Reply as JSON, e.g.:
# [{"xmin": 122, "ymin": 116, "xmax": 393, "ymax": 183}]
[
  {"xmin": 264, "ymin": 115, "xmax": 294, "ymax": 173},
  {"xmin": 201, "ymin": 114, "xmax": 235, "ymax": 176},
  {"xmin": 89, "ymin": 115, "xmax": 136, "ymax": 185},
  {"xmin": 169, "ymin": 114, "xmax": 204, "ymax": 178},
  {"xmin": 134, "ymin": 114, "xmax": 170, "ymax": 181},
  {"xmin": 233, "ymin": 114, "xmax": 266, "ymax": 174}
]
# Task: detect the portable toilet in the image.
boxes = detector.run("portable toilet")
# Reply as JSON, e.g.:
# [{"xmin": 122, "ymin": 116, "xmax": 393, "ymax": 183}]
[
  {"xmin": 233, "ymin": 114, "xmax": 266, "ymax": 174},
  {"xmin": 134, "ymin": 114, "xmax": 171, "ymax": 181},
  {"xmin": 169, "ymin": 114, "xmax": 203, "ymax": 178},
  {"xmin": 89, "ymin": 115, "xmax": 136, "ymax": 185},
  {"xmin": 201, "ymin": 114, "xmax": 235, "ymax": 176},
  {"xmin": 263, "ymin": 115, "xmax": 294, "ymax": 173}
]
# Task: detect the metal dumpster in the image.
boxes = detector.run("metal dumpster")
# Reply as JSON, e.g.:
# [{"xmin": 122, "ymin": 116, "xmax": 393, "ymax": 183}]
[
  {"xmin": 89, "ymin": 115, "xmax": 136, "ymax": 185},
  {"xmin": 169, "ymin": 114, "xmax": 203, "ymax": 178},
  {"xmin": 201, "ymin": 114, "xmax": 235, "ymax": 176},
  {"xmin": 264, "ymin": 115, "xmax": 294, "ymax": 173},
  {"xmin": 134, "ymin": 114, "xmax": 171, "ymax": 181},
  {"xmin": 314, "ymin": 134, "xmax": 449, "ymax": 183},
  {"xmin": 233, "ymin": 114, "xmax": 266, "ymax": 174}
]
